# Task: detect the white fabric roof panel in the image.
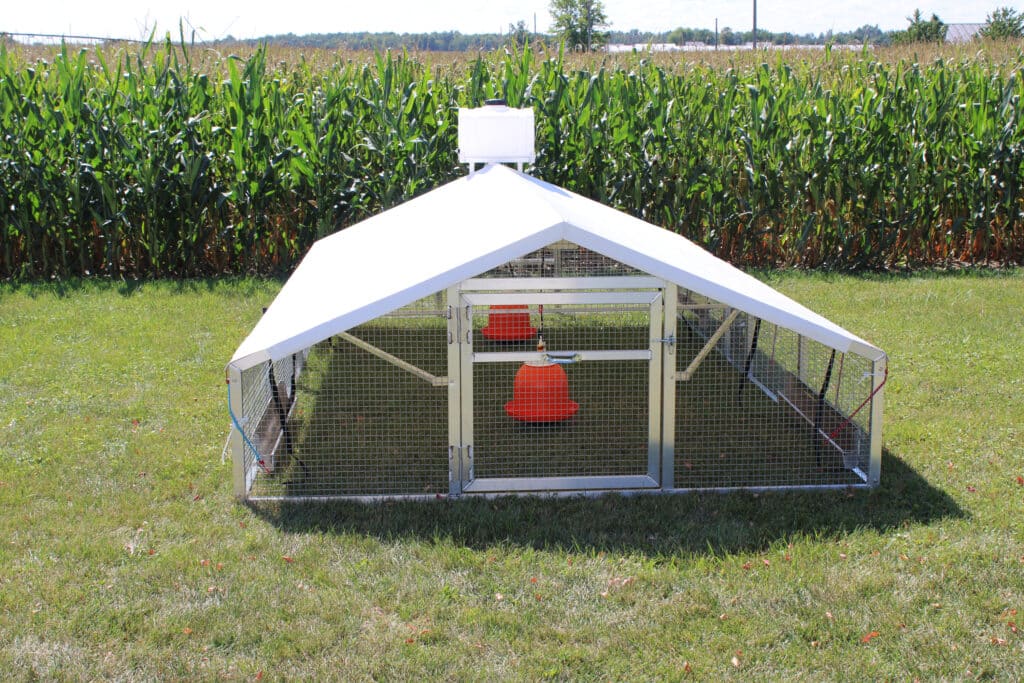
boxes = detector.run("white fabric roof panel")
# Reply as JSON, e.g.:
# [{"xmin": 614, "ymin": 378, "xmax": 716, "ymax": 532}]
[{"xmin": 229, "ymin": 164, "xmax": 884, "ymax": 371}]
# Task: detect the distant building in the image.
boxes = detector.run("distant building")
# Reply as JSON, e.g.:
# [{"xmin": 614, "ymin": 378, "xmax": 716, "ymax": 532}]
[
  {"xmin": 607, "ymin": 42, "xmax": 685, "ymax": 53},
  {"xmin": 945, "ymin": 23, "xmax": 984, "ymax": 43}
]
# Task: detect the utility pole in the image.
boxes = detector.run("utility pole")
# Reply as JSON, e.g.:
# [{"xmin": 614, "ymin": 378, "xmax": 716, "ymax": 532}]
[
  {"xmin": 753, "ymin": 0, "xmax": 758, "ymax": 49},
  {"xmin": 715, "ymin": 18, "xmax": 719, "ymax": 50}
]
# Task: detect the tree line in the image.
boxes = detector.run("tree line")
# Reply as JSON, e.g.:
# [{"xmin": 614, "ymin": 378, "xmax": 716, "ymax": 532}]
[{"xmin": 217, "ymin": 5, "xmax": 1024, "ymax": 52}]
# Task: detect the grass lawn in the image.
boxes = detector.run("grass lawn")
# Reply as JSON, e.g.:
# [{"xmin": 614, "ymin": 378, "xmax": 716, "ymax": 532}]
[{"xmin": 1, "ymin": 271, "xmax": 1022, "ymax": 680}]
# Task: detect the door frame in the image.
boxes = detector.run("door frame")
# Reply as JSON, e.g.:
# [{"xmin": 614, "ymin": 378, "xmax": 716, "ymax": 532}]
[{"xmin": 447, "ymin": 276, "xmax": 676, "ymax": 495}]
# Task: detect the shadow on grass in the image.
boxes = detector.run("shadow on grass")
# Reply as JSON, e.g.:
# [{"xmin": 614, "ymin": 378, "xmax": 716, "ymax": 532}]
[{"xmin": 249, "ymin": 449, "xmax": 963, "ymax": 556}]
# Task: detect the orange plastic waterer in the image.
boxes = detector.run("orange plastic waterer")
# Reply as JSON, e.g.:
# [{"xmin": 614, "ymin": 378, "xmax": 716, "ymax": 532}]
[
  {"xmin": 504, "ymin": 337, "xmax": 578, "ymax": 423},
  {"xmin": 481, "ymin": 305, "xmax": 536, "ymax": 341}
]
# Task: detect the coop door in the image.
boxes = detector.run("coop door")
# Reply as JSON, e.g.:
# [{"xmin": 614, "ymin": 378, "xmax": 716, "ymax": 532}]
[{"xmin": 452, "ymin": 282, "xmax": 666, "ymax": 494}]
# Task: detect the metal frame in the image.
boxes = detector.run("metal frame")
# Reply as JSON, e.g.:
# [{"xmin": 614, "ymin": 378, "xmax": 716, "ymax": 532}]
[
  {"xmin": 231, "ymin": 272, "xmax": 885, "ymax": 501},
  {"xmin": 452, "ymin": 278, "xmax": 668, "ymax": 495}
]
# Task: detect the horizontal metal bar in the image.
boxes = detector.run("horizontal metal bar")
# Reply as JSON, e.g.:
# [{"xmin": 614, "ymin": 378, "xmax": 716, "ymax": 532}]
[
  {"xmin": 338, "ymin": 332, "xmax": 448, "ymax": 387},
  {"xmin": 462, "ymin": 276, "xmax": 664, "ymax": 291},
  {"xmin": 775, "ymin": 389, "xmax": 852, "ymax": 454},
  {"xmin": 463, "ymin": 475, "xmax": 659, "ymax": 493},
  {"xmin": 473, "ymin": 349, "xmax": 652, "ymax": 363},
  {"xmin": 747, "ymin": 375, "xmax": 779, "ymax": 402},
  {"xmin": 463, "ymin": 291, "xmax": 660, "ymax": 306},
  {"xmin": 677, "ymin": 303, "xmax": 731, "ymax": 311},
  {"xmin": 676, "ymin": 309, "xmax": 741, "ymax": 381},
  {"xmin": 661, "ymin": 482, "xmax": 871, "ymax": 494},
  {"xmin": 247, "ymin": 480, "xmax": 872, "ymax": 503},
  {"xmin": 246, "ymin": 494, "xmax": 446, "ymax": 504}
]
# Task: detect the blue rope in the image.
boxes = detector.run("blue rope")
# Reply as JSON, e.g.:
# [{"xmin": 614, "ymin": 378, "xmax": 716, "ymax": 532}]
[{"xmin": 227, "ymin": 381, "xmax": 269, "ymax": 472}]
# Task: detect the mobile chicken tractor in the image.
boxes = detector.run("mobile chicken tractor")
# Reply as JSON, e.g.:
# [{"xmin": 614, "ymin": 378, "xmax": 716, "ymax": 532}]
[{"xmin": 226, "ymin": 103, "xmax": 887, "ymax": 501}]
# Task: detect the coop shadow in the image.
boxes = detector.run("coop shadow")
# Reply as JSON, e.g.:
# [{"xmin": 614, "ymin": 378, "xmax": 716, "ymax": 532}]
[{"xmin": 251, "ymin": 448, "xmax": 963, "ymax": 556}]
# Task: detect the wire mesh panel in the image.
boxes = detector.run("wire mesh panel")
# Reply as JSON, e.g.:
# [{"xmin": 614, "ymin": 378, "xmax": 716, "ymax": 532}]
[
  {"xmin": 230, "ymin": 250, "xmax": 883, "ymax": 500},
  {"xmin": 673, "ymin": 288, "xmax": 874, "ymax": 489},
  {"xmin": 242, "ymin": 296, "xmax": 449, "ymax": 499},
  {"xmin": 467, "ymin": 302, "xmax": 654, "ymax": 486},
  {"xmin": 477, "ymin": 241, "xmax": 645, "ymax": 279}
]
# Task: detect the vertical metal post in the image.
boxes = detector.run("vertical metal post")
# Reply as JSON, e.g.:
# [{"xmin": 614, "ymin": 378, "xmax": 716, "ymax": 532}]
[
  {"xmin": 868, "ymin": 356, "xmax": 887, "ymax": 487},
  {"xmin": 660, "ymin": 283, "xmax": 678, "ymax": 490},
  {"xmin": 647, "ymin": 291, "xmax": 664, "ymax": 484},
  {"xmin": 752, "ymin": 0, "xmax": 757, "ymax": 49},
  {"xmin": 447, "ymin": 285, "xmax": 463, "ymax": 496},
  {"xmin": 457, "ymin": 292, "xmax": 475, "ymax": 491}
]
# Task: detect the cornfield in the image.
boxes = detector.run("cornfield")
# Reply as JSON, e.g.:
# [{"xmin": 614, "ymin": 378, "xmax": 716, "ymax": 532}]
[{"xmin": 1, "ymin": 38, "xmax": 1023, "ymax": 278}]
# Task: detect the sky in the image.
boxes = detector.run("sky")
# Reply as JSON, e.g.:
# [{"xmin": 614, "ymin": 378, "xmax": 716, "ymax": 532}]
[{"xmin": 2, "ymin": 0, "xmax": 1015, "ymax": 42}]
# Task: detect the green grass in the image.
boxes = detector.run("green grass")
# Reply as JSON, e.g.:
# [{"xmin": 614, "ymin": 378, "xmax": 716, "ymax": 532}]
[{"xmin": 1, "ymin": 272, "xmax": 1022, "ymax": 679}]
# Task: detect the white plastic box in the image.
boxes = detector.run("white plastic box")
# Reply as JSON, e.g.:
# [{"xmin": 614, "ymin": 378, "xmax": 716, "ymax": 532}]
[{"xmin": 457, "ymin": 104, "xmax": 536, "ymax": 165}]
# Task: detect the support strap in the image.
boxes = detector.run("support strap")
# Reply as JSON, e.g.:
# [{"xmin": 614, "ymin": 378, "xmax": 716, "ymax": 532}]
[
  {"xmin": 737, "ymin": 318, "xmax": 762, "ymax": 398},
  {"xmin": 814, "ymin": 350, "xmax": 837, "ymax": 467},
  {"xmin": 226, "ymin": 380, "xmax": 272, "ymax": 476}
]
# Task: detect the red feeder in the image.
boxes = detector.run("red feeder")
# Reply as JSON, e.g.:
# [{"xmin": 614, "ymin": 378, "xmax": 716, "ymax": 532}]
[
  {"xmin": 481, "ymin": 305, "xmax": 536, "ymax": 341},
  {"xmin": 505, "ymin": 361, "xmax": 579, "ymax": 423}
]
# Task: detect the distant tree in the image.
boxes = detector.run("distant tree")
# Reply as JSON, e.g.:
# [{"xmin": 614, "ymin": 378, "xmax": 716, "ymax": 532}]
[
  {"xmin": 892, "ymin": 9, "xmax": 947, "ymax": 44},
  {"xmin": 507, "ymin": 20, "xmax": 531, "ymax": 47},
  {"xmin": 719, "ymin": 26, "xmax": 737, "ymax": 46},
  {"xmin": 849, "ymin": 24, "xmax": 886, "ymax": 44},
  {"xmin": 979, "ymin": 6, "xmax": 1024, "ymax": 39},
  {"xmin": 549, "ymin": 0, "xmax": 610, "ymax": 51}
]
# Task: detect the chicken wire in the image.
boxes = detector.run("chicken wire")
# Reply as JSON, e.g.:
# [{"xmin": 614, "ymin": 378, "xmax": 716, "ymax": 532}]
[
  {"xmin": 673, "ymin": 289, "xmax": 875, "ymax": 489},
  {"xmin": 240, "ymin": 296, "xmax": 450, "ymax": 499},
  {"xmin": 231, "ymin": 245, "xmax": 882, "ymax": 500},
  {"xmin": 468, "ymin": 302, "xmax": 653, "ymax": 483}
]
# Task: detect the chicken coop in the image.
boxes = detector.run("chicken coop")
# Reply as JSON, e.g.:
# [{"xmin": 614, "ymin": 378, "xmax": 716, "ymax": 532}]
[{"xmin": 226, "ymin": 106, "xmax": 887, "ymax": 502}]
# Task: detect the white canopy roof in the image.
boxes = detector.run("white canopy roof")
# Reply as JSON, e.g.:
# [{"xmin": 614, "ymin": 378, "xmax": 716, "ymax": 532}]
[{"xmin": 229, "ymin": 164, "xmax": 884, "ymax": 371}]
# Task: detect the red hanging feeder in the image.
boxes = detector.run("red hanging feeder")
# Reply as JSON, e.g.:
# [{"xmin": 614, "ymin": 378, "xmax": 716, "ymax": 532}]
[
  {"xmin": 481, "ymin": 305, "xmax": 536, "ymax": 341},
  {"xmin": 504, "ymin": 337, "xmax": 578, "ymax": 423}
]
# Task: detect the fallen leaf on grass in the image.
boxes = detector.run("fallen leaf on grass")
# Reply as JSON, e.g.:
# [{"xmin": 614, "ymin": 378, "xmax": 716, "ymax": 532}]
[
  {"xmin": 966, "ymin": 485, "xmax": 977, "ymax": 493},
  {"xmin": 183, "ymin": 627, "xmax": 193, "ymax": 635},
  {"xmin": 991, "ymin": 636, "xmax": 1007, "ymax": 646},
  {"xmin": 861, "ymin": 631, "xmax": 880, "ymax": 643},
  {"xmin": 731, "ymin": 653, "xmax": 741, "ymax": 668},
  {"xmin": 682, "ymin": 661, "xmax": 692, "ymax": 674},
  {"xmin": 1016, "ymin": 476, "xmax": 1023, "ymax": 487},
  {"xmin": 282, "ymin": 556, "xmax": 294, "ymax": 563}
]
